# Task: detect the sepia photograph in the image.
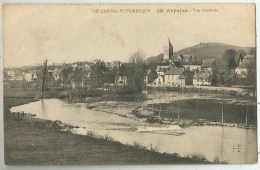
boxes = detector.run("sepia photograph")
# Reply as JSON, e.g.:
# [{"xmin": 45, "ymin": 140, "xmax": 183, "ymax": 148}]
[{"xmin": 2, "ymin": 3, "xmax": 257, "ymax": 165}]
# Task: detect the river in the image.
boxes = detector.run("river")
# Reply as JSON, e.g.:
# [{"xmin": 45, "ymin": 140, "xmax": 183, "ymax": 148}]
[{"xmin": 10, "ymin": 98, "xmax": 257, "ymax": 163}]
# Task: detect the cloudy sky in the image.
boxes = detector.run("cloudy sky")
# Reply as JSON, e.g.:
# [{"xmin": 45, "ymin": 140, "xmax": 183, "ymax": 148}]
[{"xmin": 3, "ymin": 4, "xmax": 255, "ymax": 67}]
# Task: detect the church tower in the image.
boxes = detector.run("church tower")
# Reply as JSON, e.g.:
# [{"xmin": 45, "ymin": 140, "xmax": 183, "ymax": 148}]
[{"xmin": 163, "ymin": 38, "xmax": 174, "ymax": 61}]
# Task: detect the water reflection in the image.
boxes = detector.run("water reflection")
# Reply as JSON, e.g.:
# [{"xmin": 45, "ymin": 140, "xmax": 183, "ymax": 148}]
[{"xmin": 10, "ymin": 98, "xmax": 257, "ymax": 163}]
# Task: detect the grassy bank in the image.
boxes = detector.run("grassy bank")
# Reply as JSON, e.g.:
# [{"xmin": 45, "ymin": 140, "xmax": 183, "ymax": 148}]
[{"xmin": 4, "ymin": 97, "xmax": 209, "ymax": 165}]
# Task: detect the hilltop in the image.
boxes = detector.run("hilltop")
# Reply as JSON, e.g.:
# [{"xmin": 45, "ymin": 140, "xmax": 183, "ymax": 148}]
[{"xmin": 147, "ymin": 42, "xmax": 254, "ymax": 63}]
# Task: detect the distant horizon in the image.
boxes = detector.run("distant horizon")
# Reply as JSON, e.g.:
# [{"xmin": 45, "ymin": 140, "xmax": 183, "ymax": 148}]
[{"xmin": 3, "ymin": 41, "xmax": 255, "ymax": 69}]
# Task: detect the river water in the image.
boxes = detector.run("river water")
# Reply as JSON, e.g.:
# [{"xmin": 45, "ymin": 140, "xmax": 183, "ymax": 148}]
[{"xmin": 11, "ymin": 98, "xmax": 257, "ymax": 163}]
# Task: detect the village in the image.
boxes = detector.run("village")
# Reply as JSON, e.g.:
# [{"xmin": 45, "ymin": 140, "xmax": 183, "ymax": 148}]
[{"xmin": 3, "ymin": 40, "xmax": 256, "ymax": 96}]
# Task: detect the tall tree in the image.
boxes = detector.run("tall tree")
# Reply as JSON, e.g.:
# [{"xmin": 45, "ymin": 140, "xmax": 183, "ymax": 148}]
[
  {"xmin": 129, "ymin": 51, "xmax": 145, "ymax": 64},
  {"xmin": 223, "ymin": 49, "xmax": 237, "ymax": 70},
  {"xmin": 127, "ymin": 51, "xmax": 146, "ymax": 93},
  {"xmin": 237, "ymin": 53, "xmax": 244, "ymax": 65},
  {"xmin": 90, "ymin": 59, "xmax": 107, "ymax": 87}
]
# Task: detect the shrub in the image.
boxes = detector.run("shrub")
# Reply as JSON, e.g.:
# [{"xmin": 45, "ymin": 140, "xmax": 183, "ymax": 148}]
[
  {"xmin": 131, "ymin": 141, "xmax": 148, "ymax": 150},
  {"xmin": 86, "ymin": 130, "xmax": 97, "ymax": 138},
  {"xmin": 190, "ymin": 153, "xmax": 207, "ymax": 161}
]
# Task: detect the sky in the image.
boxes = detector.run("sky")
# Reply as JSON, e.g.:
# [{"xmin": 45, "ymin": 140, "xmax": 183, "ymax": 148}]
[{"xmin": 3, "ymin": 4, "xmax": 256, "ymax": 67}]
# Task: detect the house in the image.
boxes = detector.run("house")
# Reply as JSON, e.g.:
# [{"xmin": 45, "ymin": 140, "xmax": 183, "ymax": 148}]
[
  {"xmin": 113, "ymin": 61, "xmax": 122, "ymax": 69},
  {"xmin": 181, "ymin": 70, "xmax": 194, "ymax": 85},
  {"xmin": 53, "ymin": 68, "xmax": 62, "ymax": 81},
  {"xmin": 201, "ymin": 59, "xmax": 217, "ymax": 73},
  {"xmin": 155, "ymin": 61, "xmax": 182, "ymax": 76},
  {"xmin": 144, "ymin": 69, "xmax": 158, "ymax": 85},
  {"xmin": 32, "ymin": 72, "xmax": 38, "ymax": 80},
  {"xmin": 181, "ymin": 60, "xmax": 202, "ymax": 71},
  {"xmin": 4, "ymin": 68, "xmax": 24, "ymax": 80},
  {"xmin": 193, "ymin": 70, "xmax": 212, "ymax": 86},
  {"xmin": 105, "ymin": 62, "xmax": 114, "ymax": 70},
  {"xmin": 7, "ymin": 70, "xmax": 15, "ymax": 77},
  {"xmin": 84, "ymin": 61, "xmax": 94, "ymax": 72},
  {"xmin": 153, "ymin": 75, "xmax": 164, "ymax": 85},
  {"xmin": 156, "ymin": 61, "xmax": 170, "ymax": 70},
  {"xmin": 115, "ymin": 72, "xmax": 128, "ymax": 86},
  {"xmin": 235, "ymin": 55, "xmax": 255, "ymax": 78},
  {"xmin": 24, "ymin": 72, "xmax": 33, "ymax": 82},
  {"xmin": 175, "ymin": 54, "xmax": 195, "ymax": 62},
  {"xmin": 164, "ymin": 68, "xmax": 185, "ymax": 86},
  {"xmin": 171, "ymin": 61, "xmax": 184, "ymax": 69},
  {"xmin": 105, "ymin": 61, "xmax": 122, "ymax": 70},
  {"xmin": 156, "ymin": 68, "xmax": 168, "ymax": 76}
]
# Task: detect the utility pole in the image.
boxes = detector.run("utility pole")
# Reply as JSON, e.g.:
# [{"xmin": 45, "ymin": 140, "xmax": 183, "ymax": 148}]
[
  {"xmin": 152, "ymin": 98, "xmax": 154, "ymax": 113},
  {"xmin": 221, "ymin": 87, "xmax": 224, "ymax": 123},
  {"xmin": 159, "ymin": 106, "xmax": 161, "ymax": 118},
  {"xmin": 245, "ymin": 103, "xmax": 248, "ymax": 126},
  {"xmin": 41, "ymin": 60, "xmax": 48, "ymax": 99},
  {"xmin": 178, "ymin": 100, "xmax": 180, "ymax": 120}
]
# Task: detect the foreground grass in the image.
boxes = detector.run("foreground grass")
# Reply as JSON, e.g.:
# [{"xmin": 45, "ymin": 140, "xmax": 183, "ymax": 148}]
[{"xmin": 4, "ymin": 97, "xmax": 208, "ymax": 165}]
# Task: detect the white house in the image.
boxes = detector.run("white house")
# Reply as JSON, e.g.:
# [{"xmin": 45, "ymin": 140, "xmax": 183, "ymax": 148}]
[
  {"xmin": 115, "ymin": 72, "xmax": 128, "ymax": 86},
  {"xmin": 153, "ymin": 75, "xmax": 164, "ymax": 85},
  {"xmin": 193, "ymin": 70, "xmax": 212, "ymax": 86},
  {"xmin": 7, "ymin": 70, "xmax": 15, "ymax": 77},
  {"xmin": 53, "ymin": 68, "xmax": 62, "ymax": 81},
  {"xmin": 24, "ymin": 73, "xmax": 33, "ymax": 82},
  {"xmin": 164, "ymin": 68, "xmax": 185, "ymax": 86},
  {"xmin": 182, "ymin": 60, "xmax": 202, "ymax": 72},
  {"xmin": 235, "ymin": 55, "xmax": 255, "ymax": 78}
]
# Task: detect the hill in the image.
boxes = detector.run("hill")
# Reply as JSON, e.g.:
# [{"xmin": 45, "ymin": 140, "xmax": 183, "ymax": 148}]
[
  {"xmin": 147, "ymin": 42, "xmax": 254, "ymax": 64},
  {"xmin": 146, "ymin": 53, "xmax": 164, "ymax": 63},
  {"xmin": 175, "ymin": 42, "xmax": 253, "ymax": 61}
]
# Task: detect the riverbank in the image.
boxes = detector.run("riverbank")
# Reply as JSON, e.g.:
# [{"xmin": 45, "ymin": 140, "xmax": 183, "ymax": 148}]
[{"xmin": 4, "ymin": 97, "xmax": 210, "ymax": 165}]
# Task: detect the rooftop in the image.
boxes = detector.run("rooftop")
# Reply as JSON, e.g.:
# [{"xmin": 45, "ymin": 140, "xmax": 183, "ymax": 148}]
[
  {"xmin": 165, "ymin": 68, "xmax": 184, "ymax": 75},
  {"xmin": 237, "ymin": 59, "xmax": 255, "ymax": 69},
  {"xmin": 201, "ymin": 59, "xmax": 216, "ymax": 68}
]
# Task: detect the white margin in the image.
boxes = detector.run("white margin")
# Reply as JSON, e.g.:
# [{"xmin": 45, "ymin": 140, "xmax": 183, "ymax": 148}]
[{"xmin": 0, "ymin": 1, "xmax": 259, "ymax": 170}]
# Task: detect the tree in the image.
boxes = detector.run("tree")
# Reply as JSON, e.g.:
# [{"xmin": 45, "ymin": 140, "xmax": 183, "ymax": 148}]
[
  {"xmin": 126, "ymin": 51, "xmax": 146, "ymax": 93},
  {"xmin": 245, "ymin": 56, "xmax": 256, "ymax": 97},
  {"xmin": 223, "ymin": 49, "xmax": 237, "ymax": 70},
  {"xmin": 237, "ymin": 49, "xmax": 246, "ymax": 57},
  {"xmin": 90, "ymin": 59, "xmax": 107, "ymax": 87},
  {"xmin": 237, "ymin": 53, "xmax": 244, "ymax": 65},
  {"xmin": 129, "ymin": 51, "xmax": 145, "ymax": 64},
  {"xmin": 60, "ymin": 66, "xmax": 72, "ymax": 88},
  {"xmin": 249, "ymin": 48, "xmax": 256, "ymax": 55}
]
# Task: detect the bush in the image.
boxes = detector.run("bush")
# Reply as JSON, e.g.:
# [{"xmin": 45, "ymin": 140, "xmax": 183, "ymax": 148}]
[
  {"xmin": 189, "ymin": 153, "xmax": 207, "ymax": 161},
  {"xmin": 98, "ymin": 134, "xmax": 114, "ymax": 141},
  {"xmin": 213, "ymin": 156, "xmax": 228, "ymax": 164},
  {"xmin": 86, "ymin": 130, "xmax": 97, "ymax": 138},
  {"xmin": 131, "ymin": 141, "xmax": 148, "ymax": 150}
]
